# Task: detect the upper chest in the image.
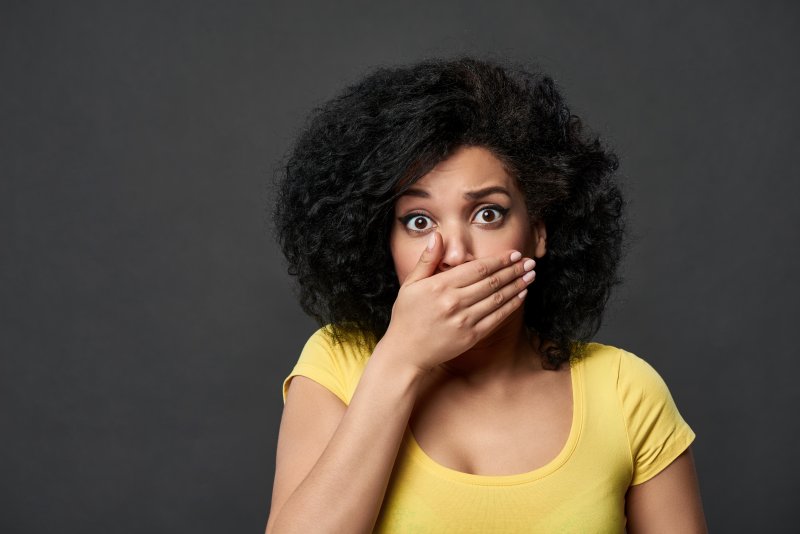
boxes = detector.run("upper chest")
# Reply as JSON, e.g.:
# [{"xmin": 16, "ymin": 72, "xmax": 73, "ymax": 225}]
[{"xmin": 408, "ymin": 366, "xmax": 574, "ymax": 476}]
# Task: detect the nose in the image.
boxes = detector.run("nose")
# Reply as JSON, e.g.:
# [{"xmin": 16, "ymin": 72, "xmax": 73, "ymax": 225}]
[{"xmin": 438, "ymin": 226, "xmax": 474, "ymax": 271}]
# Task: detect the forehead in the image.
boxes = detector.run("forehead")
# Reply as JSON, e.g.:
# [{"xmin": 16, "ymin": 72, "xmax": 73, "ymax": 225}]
[
  {"xmin": 398, "ymin": 146, "xmax": 521, "ymax": 201},
  {"xmin": 417, "ymin": 146, "xmax": 511, "ymax": 185}
]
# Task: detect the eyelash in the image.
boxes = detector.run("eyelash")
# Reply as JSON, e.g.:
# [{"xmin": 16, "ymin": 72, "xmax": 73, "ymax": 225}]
[{"xmin": 399, "ymin": 205, "xmax": 510, "ymax": 234}]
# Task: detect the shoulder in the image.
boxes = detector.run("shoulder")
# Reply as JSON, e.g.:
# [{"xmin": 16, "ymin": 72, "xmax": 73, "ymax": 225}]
[
  {"xmin": 282, "ymin": 325, "xmax": 373, "ymax": 406},
  {"xmin": 301, "ymin": 325, "xmax": 374, "ymax": 364},
  {"xmin": 578, "ymin": 341, "xmax": 669, "ymax": 393},
  {"xmin": 580, "ymin": 343, "xmax": 697, "ymax": 485}
]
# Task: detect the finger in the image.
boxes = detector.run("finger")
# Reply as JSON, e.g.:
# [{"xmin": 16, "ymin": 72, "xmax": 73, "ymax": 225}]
[
  {"xmin": 466, "ymin": 265, "xmax": 535, "ymax": 324},
  {"xmin": 441, "ymin": 250, "xmax": 523, "ymax": 288},
  {"xmin": 401, "ymin": 231, "xmax": 444, "ymax": 287},
  {"xmin": 471, "ymin": 281, "xmax": 530, "ymax": 336},
  {"xmin": 460, "ymin": 258, "xmax": 536, "ymax": 307}
]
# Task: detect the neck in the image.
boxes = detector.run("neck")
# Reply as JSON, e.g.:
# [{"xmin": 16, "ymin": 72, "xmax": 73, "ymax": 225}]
[{"xmin": 438, "ymin": 311, "xmax": 542, "ymax": 386}]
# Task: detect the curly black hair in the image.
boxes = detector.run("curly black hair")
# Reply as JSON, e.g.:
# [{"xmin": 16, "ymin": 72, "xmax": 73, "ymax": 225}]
[{"xmin": 273, "ymin": 56, "xmax": 627, "ymax": 369}]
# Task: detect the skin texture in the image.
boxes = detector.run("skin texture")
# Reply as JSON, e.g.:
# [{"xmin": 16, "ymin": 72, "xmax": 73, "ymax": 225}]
[
  {"xmin": 391, "ymin": 146, "xmax": 546, "ymax": 283},
  {"xmin": 626, "ymin": 448, "xmax": 708, "ymax": 533},
  {"xmin": 266, "ymin": 146, "xmax": 706, "ymax": 533},
  {"xmin": 388, "ymin": 146, "xmax": 547, "ymax": 378}
]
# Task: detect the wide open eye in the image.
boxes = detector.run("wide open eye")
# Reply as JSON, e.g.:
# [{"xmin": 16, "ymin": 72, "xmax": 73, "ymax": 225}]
[
  {"xmin": 402, "ymin": 214, "xmax": 435, "ymax": 232},
  {"xmin": 473, "ymin": 206, "xmax": 509, "ymax": 225}
]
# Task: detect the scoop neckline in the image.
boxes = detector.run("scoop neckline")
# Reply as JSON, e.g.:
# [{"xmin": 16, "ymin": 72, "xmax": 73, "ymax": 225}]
[{"xmin": 403, "ymin": 356, "xmax": 585, "ymax": 486}]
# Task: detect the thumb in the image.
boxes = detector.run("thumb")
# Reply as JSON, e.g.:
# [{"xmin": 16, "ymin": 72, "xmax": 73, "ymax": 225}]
[{"xmin": 402, "ymin": 231, "xmax": 443, "ymax": 286}]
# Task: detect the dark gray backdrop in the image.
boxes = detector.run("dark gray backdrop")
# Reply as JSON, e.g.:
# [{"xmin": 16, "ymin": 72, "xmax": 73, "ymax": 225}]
[{"xmin": 2, "ymin": 1, "xmax": 798, "ymax": 532}]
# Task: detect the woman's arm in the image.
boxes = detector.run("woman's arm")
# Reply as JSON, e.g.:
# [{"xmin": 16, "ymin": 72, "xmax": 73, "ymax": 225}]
[
  {"xmin": 265, "ymin": 349, "xmax": 427, "ymax": 534},
  {"xmin": 625, "ymin": 446, "xmax": 708, "ymax": 534},
  {"xmin": 266, "ymin": 241, "xmax": 534, "ymax": 533}
]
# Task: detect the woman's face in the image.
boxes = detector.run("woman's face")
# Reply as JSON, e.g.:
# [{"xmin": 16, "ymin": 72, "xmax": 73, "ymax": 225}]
[{"xmin": 390, "ymin": 145, "xmax": 547, "ymax": 284}]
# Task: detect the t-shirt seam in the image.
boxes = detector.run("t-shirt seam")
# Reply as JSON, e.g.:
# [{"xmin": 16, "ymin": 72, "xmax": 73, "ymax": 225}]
[
  {"xmin": 630, "ymin": 425, "xmax": 696, "ymax": 485},
  {"xmin": 283, "ymin": 361, "xmax": 349, "ymax": 406},
  {"xmin": 614, "ymin": 348, "xmax": 636, "ymax": 482}
]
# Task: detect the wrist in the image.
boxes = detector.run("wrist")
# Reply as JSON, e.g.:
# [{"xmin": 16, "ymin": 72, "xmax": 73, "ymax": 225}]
[{"xmin": 370, "ymin": 337, "xmax": 431, "ymax": 388}]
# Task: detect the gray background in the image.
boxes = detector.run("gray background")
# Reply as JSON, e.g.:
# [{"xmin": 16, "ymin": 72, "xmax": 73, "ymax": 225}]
[{"xmin": 2, "ymin": 1, "xmax": 798, "ymax": 532}]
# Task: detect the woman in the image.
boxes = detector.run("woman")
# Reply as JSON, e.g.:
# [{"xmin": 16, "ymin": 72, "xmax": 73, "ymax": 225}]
[{"xmin": 266, "ymin": 57, "xmax": 707, "ymax": 533}]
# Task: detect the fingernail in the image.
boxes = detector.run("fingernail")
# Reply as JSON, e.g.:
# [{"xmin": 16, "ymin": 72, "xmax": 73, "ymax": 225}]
[
  {"xmin": 523, "ymin": 259, "xmax": 535, "ymax": 271},
  {"xmin": 518, "ymin": 289, "xmax": 528, "ymax": 299},
  {"xmin": 523, "ymin": 271, "xmax": 535, "ymax": 283},
  {"xmin": 427, "ymin": 234, "xmax": 436, "ymax": 251},
  {"xmin": 510, "ymin": 251, "xmax": 522, "ymax": 262}
]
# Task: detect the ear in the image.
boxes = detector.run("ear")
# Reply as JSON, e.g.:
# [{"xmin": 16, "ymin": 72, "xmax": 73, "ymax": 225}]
[{"xmin": 530, "ymin": 219, "xmax": 547, "ymax": 258}]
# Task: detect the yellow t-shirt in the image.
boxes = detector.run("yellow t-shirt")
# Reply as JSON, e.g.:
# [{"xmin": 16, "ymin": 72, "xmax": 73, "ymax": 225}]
[{"xmin": 282, "ymin": 327, "xmax": 696, "ymax": 533}]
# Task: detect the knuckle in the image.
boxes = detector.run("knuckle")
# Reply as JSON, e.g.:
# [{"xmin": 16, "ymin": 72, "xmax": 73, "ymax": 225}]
[
  {"xmin": 475, "ymin": 262, "xmax": 489, "ymax": 277},
  {"xmin": 493, "ymin": 291, "xmax": 505, "ymax": 305},
  {"xmin": 488, "ymin": 275, "xmax": 501, "ymax": 290},
  {"xmin": 442, "ymin": 297, "xmax": 459, "ymax": 315},
  {"xmin": 464, "ymin": 329, "xmax": 478, "ymax": 345}
]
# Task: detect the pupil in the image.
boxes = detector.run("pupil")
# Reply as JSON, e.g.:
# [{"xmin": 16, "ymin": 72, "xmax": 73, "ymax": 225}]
[
  {"xmin": 483, "ymin": 210, "xmax": 495, "ymax": 222},
  {"xmin": 414, "ymin": 217, "xmax": 426, "ymax": 229}
]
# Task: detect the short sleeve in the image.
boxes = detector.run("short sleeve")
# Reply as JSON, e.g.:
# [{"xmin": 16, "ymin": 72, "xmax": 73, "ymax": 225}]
[
  {"xmin": 616, "ymin": 349, "xmax": 696, "ymax": 485},
  {"xmin": 282, "ymin": 327, "xmax": 349, "ymax": 406}
]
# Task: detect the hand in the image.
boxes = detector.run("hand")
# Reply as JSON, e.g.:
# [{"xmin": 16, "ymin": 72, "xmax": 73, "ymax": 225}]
[{"xmin": 378, "ymin": 231, "xmax": 537, "ymax": 374}]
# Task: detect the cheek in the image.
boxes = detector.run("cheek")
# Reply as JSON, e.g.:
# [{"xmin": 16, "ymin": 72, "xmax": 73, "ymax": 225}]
[
  {"xmin": 476, "ymin": 223, "xmax": 532, "ymax": 257},
  {"xmin": 514, "ymin": 218, "xmax": 536, "ymax": 257},
  {"xmin": 389, "ymin": 232, "xmax": 422, "ymax": 285},
  {"xmin": 522, "ymin": 230, "xmax": 536, "ymax": 257}
]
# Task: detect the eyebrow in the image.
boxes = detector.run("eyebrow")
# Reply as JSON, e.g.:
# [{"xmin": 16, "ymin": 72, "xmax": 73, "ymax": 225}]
[
  {"xmin": 401, "ymin": 186, "xmax": 512, "ymax": 200},
  {"xmin": 464, "ymin": 186, "xmax": 512, "ymax": 200}
]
